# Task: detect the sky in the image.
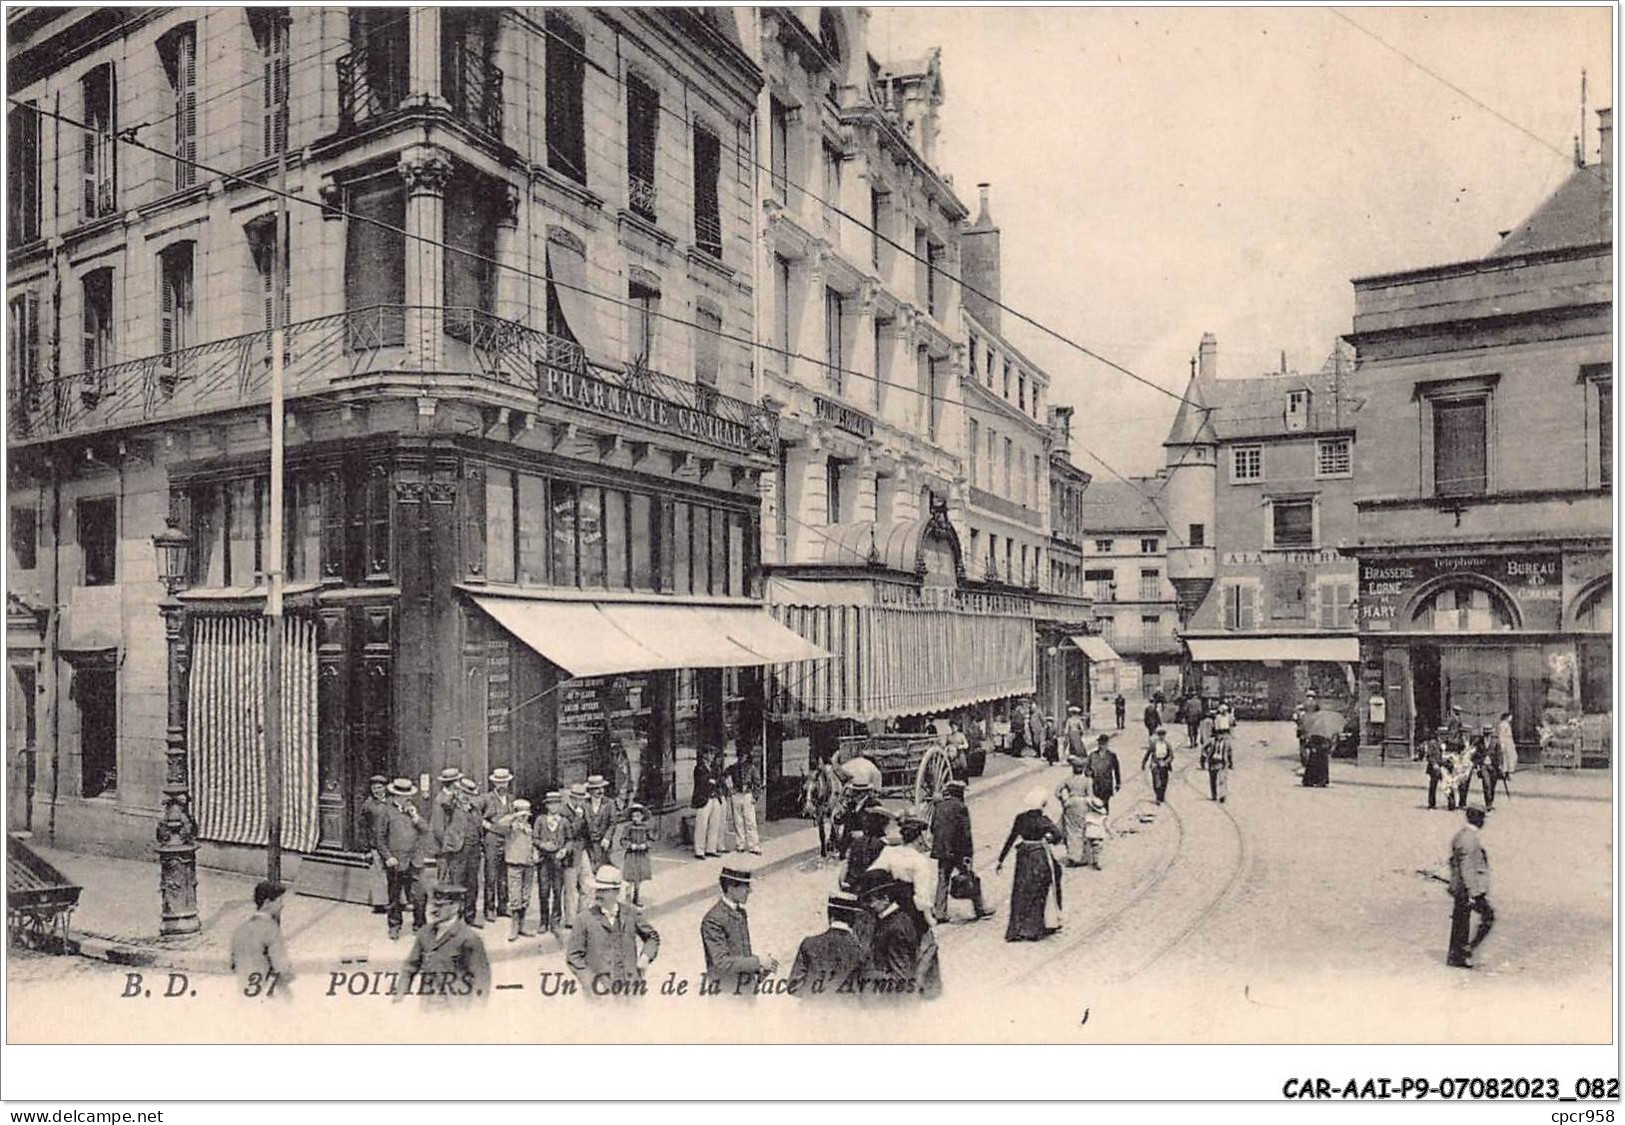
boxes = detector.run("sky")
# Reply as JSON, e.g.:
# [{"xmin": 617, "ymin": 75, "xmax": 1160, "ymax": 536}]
[{"xmin": 873, "ymin": 5, "xmax": 1615, "ymax": 478}]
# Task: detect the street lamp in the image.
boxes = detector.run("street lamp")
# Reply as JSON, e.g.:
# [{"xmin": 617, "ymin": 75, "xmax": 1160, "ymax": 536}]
[{"xmin": 152, "ymin": 516, "xmax": 200, "ymax": 936}]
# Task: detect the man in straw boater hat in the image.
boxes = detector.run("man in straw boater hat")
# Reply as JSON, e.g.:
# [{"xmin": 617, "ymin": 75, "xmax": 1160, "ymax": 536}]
[
  {"xmin": 533, "ymin": 790, "xmax": 572, "ymax": 937},
  {"xmin": 400, "ymin": 884, "xmax": 490, "ymax": 1007},
  {"xmin": 566, "ymin": 865, "xmax": 660, "ymax": 996},
  {"xmin": 434, "ymin": 777, "xmax": 485, "ymax": 926},
  {"xmin": 700, "ymin": 866, "xmax": 778, "ymax": 993},
  {"xmin": 478, "ymin": 767, "xmax": 517, "ymax": 922},
  {"xmin": 497, "ymin": 797, "xmax": 536, "ymax": 941},
  {"xmin": 786, "ymin": 892, "xmax": 867, "ymax": 998},
  {"xmin": 581, "ymin": 774, "xmax": 615, "ymax": 873},
  {"xmin": 378, "ymin": 778, "xmax": 430, "ymax": 940}
]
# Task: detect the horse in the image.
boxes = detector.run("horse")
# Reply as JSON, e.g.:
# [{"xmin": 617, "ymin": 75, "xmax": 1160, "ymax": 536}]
[{"xmin": 799, "ymin": 759, "xmax": 844, "ymax": 859}]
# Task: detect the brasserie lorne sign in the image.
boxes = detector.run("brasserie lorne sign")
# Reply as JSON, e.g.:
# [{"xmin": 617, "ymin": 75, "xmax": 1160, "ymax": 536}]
[{"xmin": 542, "ymin": 367, "xmax": 755, "ymax": 454}]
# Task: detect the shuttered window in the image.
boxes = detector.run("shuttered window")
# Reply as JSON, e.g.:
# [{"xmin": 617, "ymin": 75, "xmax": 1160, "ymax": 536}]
[
  {"xmin": 626, "ymin": 75, "xmax": 659, "ymax": 219},
  {"xmin": 1599, "ymin": 381, "xmax": 1612, "ymax": 486},
  {"xmin": 251, "ymin": 9, "xmax": 290, "ymax": 157},
  {"xmin": 159, "ymin": 243, "xmax": 195, "ymax": 357},
  {"xmin": 694, "ymin": 305, "xmax": 721, "ymax": 387},
  {"xmin": 7, "ymin": 103, "xmax": 41, "ymax": 243},
  {"xmin": 81, "ymin": 65, "xmax": 117, "ymax": 220},
  {"xmin": 1224, "ymin": 583, "xmax": 1256, "ymax": 630},
  {"xmin": 1433, "ymin": 398, "xmax": 1487, "ymax": 496},
  {"xmin": 81, "ymin": 268, "xmax": 114, "ymax": 374},
  {"xmin": 161, "ymin": 25, "xmax": 199, "ymax": 190},
  {"xmin": 8, "ymin": 291, "xmax": 41, "ymax": 405},
  {"xmin": 443, "ymin": 171, "xmax": 498, "ymax": 339},
  {"xmin": 545, "ymin": 15, "xmax": 586, "ymax": 183},
  {"xmin": 693, "ymin": 124, "xmax": 722, "ymax": 258}
]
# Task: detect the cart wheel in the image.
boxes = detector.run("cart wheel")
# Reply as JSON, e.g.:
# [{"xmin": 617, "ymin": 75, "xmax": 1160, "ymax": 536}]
[{"xmin": 914, "ymin": 745, "xmax": 954, "ymax": 810}]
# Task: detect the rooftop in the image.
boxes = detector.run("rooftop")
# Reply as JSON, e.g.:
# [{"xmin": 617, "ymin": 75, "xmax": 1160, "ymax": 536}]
[
  {"xmin": 1080, "ymin": 479, "xmax": 1167, "ymax": 534},
  {"xmin": 1164, "ymin": 345, "xmax": 1356, "ymax": 445}
]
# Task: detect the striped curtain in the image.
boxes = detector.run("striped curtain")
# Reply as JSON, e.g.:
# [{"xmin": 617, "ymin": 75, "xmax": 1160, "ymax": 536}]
[{"xmin": 187, "ymin": 615, "xmax": 320, "ymax": 852}]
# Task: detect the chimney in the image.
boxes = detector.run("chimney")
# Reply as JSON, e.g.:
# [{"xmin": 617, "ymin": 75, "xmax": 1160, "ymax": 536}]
[
  {"xmin": 961, "ymin": 182, "xmax": 1002, "ymax": 332},
  {"xmin": 1197, "ymin": 333, "xmax": 1218, "ymax": 381},
  {"xmin": 1598, "ymin": 107, "xmax": 1612, "ymax": 181},
  {"xmin": 1050, "ymin": 405, "xmax": 1074, "ymax": 456}
]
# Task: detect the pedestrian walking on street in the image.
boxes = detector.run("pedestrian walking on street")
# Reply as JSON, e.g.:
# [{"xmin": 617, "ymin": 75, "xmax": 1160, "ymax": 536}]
[
  {"xmin": 929, "ymin": 778, "xmax": 993, "ymax": 922},
  {"xmin": 996, "ymin": 789, "xmax": 1064, "ymax": 942},
  {"xmin": 360, "ymin": 775, "xmax": 391, "ymax": 914},
  {"xmin": 946, "ymin": 720, "xmax": 971, "ymax": 779},
  {"xmin": 230, "ymin": 881, "xmax": 293, "ymax": 1000},
  {"xmin": 871, "ymin": 808, "xmax": 938, "ymax": 925},
  {"xmin": 1056, "ymin": 774, "xmax": 1090, "ymax": 867},
  {"xmin": 1081, "ymin": 792, "xmax": 1111, "ymax": 869},
  {"xmin": 787, "ymin": 893, "xmax": 867, "ymax": 999},
  {"xmin": 1143, "ymin": 696, "xmax": 1163, "ymax": 741},
  {"xmin": 1474, "ymin": 725, "xmax": 1504, "ymax": 810},
  {"xmin": 1447, "ymin": 801, "xmax": 1494, "ymax": 968},
  {"xmin": 701, "ymin": 867, "xmax": 778, "ymax": 993},
  {"xmin": 1182, "ymin": 693, "xmax": 1206, "ymax": 749},
  {"xmin": 1114, "ymin": 694, "xmax": 1127, "ymax": 730},
  {"xmin": 1042, "ymin": 715, "xmax": 1060, "ymax": 765},
  {"xmin": 581, "ymin": 775, "xmax": 615, "ymax": 874},
  {"xmin": 379, "ymin": 778, "xmax": 429, "ymax": 940},
  {"xmin": 498, "ymin": 798, "xmax": 536, "ymax": 941},
  {"xmin": 1495, "ymin": 712, "xmax": 1517, "ymax": 801},
  {"xmin": 566, "ymin": 865, "xmax": 659, "ymax": 995},
  {"xmin": 1088, "ymin": 734, "xmax": 1124, "ymax": 812},
  {"xmin": 478, "ymin": 768, "xmax": 517, "ymax": 922},
  {"xmin": 691, "ymin": 749, "xmax": 726, "ymax": 859},
  {"xmin": 1063, "ymin": 705, "xmax": 1090, "ymax": 761},
  {"xmin": 533, "ymin": 791, "xmax": 571, "ymax": 935},
  {"xmin": 561, "ymin": 782, "xmax": 588, "ymax": 923},
  {"xmin": 1424, "ymin": 727, "xmax": 1448, "ymax": 809},
  {"xmin": 618, "ymin": 802, "xmax": 654, "ymax": 905},
  {"xmin": 843, "ymin": 804, "xmax": 892, "ymax": 892},
  {"xmin": 1142, "ymin": 726, "xmax": 1174, "ymax": 804},
  {"xmin": 729, "ymin": 751, "xmax": 763, "ymax": 854},
  {"xmin": 400, "ymin": 885, "xmax": 491, "ymax": 1008}
]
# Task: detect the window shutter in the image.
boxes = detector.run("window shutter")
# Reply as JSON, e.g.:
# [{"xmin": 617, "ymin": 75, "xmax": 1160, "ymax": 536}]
[
  {"xmin": 160, "ymin": 258, "xmax": 176, "ymax": 354},
  {"xmin": 1434, "ymin": 399, "xmax": 1487, "ymax": 496},
  {"xmin": 24, "ymin": 292, "xmax": 39, "ymax": 391},
  {"xmin": 81, "ymin": 88, "xmax": 97, "ymax": 218},
  {"xmin": 1239, "ymin": 584, "xmax": 1256, "ymax": 630},
  {"xmin": 82, "ymin": 280, "xmax": 96, "ymax": 371},
  {"xmin": 173, "ymin": 28, "xmax": 198, "ymax": 188}
]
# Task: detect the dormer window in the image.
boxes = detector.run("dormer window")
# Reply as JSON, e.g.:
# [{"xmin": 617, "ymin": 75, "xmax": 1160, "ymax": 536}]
[{"xmin": 1286, "ymin": 389, "xmax": 1309, "ymax": 431}]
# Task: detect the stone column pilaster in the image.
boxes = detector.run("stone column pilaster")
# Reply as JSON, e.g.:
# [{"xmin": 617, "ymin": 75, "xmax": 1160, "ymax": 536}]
[{"xmin": 400, "ymin": 145, "xmax": 452, "ymax": 369}]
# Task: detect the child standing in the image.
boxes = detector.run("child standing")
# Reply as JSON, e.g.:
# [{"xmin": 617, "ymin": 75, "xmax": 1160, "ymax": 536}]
[
  {"xmin": 499, "ymin": 798, "xmax": 536, "ymax": 941},
  {"xmin": 619, "ymin": 802, "xmax": 654, "ymax": 906},
  {"xmin": 533, "ymin": 791, "xmax": 571, "ymax": 935}
]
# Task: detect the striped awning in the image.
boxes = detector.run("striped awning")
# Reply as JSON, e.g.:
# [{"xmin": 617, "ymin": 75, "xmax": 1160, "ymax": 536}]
[
  {"xmin": 767, "ymin": 602, "xmax": 1036, "ymax": 721},
  {"xmin": 187, "ymin": 615, "xmax": 320, "ymax": 852},
  {"xmin": 1070, "ymin": 634, "xmax": 1121, "ymax": 663}
]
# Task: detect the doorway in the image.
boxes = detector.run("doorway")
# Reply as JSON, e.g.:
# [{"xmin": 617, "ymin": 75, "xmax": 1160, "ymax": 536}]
[
  {"xmin": 75, "ymin": 666, "xmax": 117, "ymax": 798},
  {"xmin": 1411, "ymin": 645, "xmax": 1441, "ymax": 742}
]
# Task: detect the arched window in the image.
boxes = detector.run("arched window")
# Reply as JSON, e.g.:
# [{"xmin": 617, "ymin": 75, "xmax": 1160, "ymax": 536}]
[
  {"xmin": 1574, "ymin": 583, "xmax": 1612, "ymax": 633},
  {"xmin": 1410, "ymin": 582, "xmax": 1514, "ymax": 633}
]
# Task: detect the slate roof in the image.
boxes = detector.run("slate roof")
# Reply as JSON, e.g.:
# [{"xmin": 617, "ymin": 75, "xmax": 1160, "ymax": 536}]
[
  {"xmin": 1491, "ymin": 164, "xmax": 1611, "ymax": 257},
  {"xmin": 1163, "ymin": 345, "xmax": 1356, "ymax": 445},
  {"xmin": 1080, "ymin": 480, "xmax": 1167, "ymax": 534}
]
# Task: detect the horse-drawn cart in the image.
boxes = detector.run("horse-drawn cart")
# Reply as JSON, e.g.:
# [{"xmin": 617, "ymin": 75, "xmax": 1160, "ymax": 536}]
[{"xmin": 834, "ymin": 733, "xmax": 957, "ymax": 811}]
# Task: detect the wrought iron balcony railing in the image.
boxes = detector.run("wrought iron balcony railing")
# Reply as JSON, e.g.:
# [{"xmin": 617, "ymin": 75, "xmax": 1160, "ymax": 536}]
[
  {"xmin": 694, "ymin": 211, "xmax": 723, "ymax": 259},
  {"xmin": 444, "ymin": 47, "xmax": 503, "ymax": 139},
  {"xmin": 628, "ymin": 174, "xmax": 658, "ymax": 220},
  {"xmin": 9, "ymin": 307, "xmax": 778, "ymax": 457},
  {"xmin": 338, "ymin": 47, "xmax": 503, "ymax": 138}
]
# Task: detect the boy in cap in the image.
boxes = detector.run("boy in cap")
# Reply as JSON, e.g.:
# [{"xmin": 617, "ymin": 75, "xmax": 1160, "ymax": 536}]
[
  {"xmin": 379, "ymin": 778, "xmax": 429, "ymax": 939},
  {"xmin": 787, "ymin": 892, "xmax": 866, "ymax": 998},
  {"xmin": 533, "ymin": 791, "xmax": 571, "ymax": 935},
  {"xmin": 700, "ymin": 867, "xmax": 778, "ymax": 991},
  {"xmin": 400, "ymin": 884, "xmax": 490, "ymax": 1007},
  {"xmin": 479, "ymin": 767, "xmax": 516, "ymax": 921},
  {"xmin": 498, "ymin": 797, "xmax": 536, "ymax": 941}
]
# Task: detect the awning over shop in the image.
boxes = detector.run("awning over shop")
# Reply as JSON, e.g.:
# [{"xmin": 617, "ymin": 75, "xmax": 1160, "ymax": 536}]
[
  {"xmin": 470, "ymin": 594, "xmax": 830, "ymax": 678},
  {"xmin": 1184, "ymin": 636, "xmax": 1359, "ymax": 663},
  {"xmin": 1070, "ymin": 634, "xmax": 1121, "ymax": 663}
]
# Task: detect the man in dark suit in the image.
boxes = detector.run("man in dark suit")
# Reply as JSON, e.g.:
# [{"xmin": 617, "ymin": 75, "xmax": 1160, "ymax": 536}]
[
  {"xmin": 700, "ymin": 867, "xmax": 778, "ymax": 994},
  {"xmin": 433, "ymin": 778, "xmax": 484, "ymax": 926},
  {"xmin": 855, "ymin": 869, "xmax": 921, "ymax": 998},
  {"xmin": 1447, "ymin": 801, "xmax": 1493, "ymax": 968},
  {"xmin": 1087, "ymin": 734, "xmax": 1124, "ymax": 812},
  {"xmin": 580, "ymin": 775, "xmax": 615, "ymax": 872},
  {"xmin": 360, "ymin": 775, "xmax": 391, "ymax": 914},
  {"xmin": 787, "ymin": 893, "xmax": 867, "ymax": 998},
  {"xmin": 566, "ymin": 864, "xmax": 660, "ymax": 995},
  {"xmin": 478, "ymin": 767, "xmax": 516, "ymax": 922},
  {"xmin": 399, "ymin": 885, "xmax": 490, "ymax": 1007},
  {"xmin": 928, "ymin": 779, "xmax": 992, "ymax": 922},
  {"xmin": 378, "ymin": 778, "xmax": 429, "ymax": 940}
]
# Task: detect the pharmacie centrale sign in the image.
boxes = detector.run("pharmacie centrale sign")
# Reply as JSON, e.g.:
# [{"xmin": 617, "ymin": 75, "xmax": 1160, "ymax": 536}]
[
  {"xmin": 1357, "ymin": 553, "xmax": 1563, "ymax": 630},
  {"xmin": 542, "ymin": 367, "xmax": 757, "ymax": 454}
]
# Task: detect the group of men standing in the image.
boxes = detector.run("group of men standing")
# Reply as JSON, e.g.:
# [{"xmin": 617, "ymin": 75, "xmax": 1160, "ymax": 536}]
[
  {"xmin": 1423, "ymin": 707, "xmax": 1513, "ymax": 812},
  {"xmin": 690, "ymin": 748, "xmax": 764, "ymax": 859}
]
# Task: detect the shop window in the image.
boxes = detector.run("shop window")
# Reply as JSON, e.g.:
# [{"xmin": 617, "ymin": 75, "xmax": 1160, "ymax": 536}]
[
  {"xmin": 630, "ymin": 492, "xmax": 656, "ymax": 591},
  {"xmin": 10, "ymin": 505, "xmax": 37, "ymax": 570},
  {"xmin": 1413, "ymin": 583, "xmax": 1512, "ymax": 633},
  {"xmin": 158, "ymin": 24, "xmax": 199, "ymax": 191},
  {"xmin": 250, "ymin": 9, "xmax": 290, "ymax": 157},
  {"xmin": 578, "ymin": 486, "xmax": 605, "ymax": 588},
  {"xmin": 626, "ymin": 74, "xmax": 659, "ymax": 219},
  {"xmin": 1138, "ymin": 568, "xmax": 1160, "ymax": 600},
  {"xmin": 1270, "ymin": 499, "xmax": 1314, "ymax": 548},
  {"xmin": 345, "ymin": 177, "xmax": 406, "ymax": 347},
  {"xmin": 517, "ymin": 474, "xmax": 548, "ymax": 583},
  {"xmin": 1432, "ymin": 398, "xmax": 1488, "ymax": 497},
  {"xmin": 227, "ymin": 477, "xmax": 266, "ymax": 585},
  {"xmin": 485, "ymin": 470, "xmax": 515, "ymax": 582},
  {"xmin": 545, "ymin": 14, "xmax": 587, "ymax": 183},
  {"xmin": 628, "ymin": 275, "xmax": 660, "ymax": 368},
  {"xmin": 7, "ymin": 102, "xmax": 41, "ymax": 243},
  {"xmin": 285, "ymin": 474, "xmax": 323, "ymax": 583},
  {"xmin": 673, "ymin": 502, "xmax": 692, "ymax": 593},
  {"xmin": 710, "ymin": 505, "xmax": 728, "ymax": 594},
  {"xmin": 728, "ymin": 512, "xmax": 746, "ymax": 597},
  {"xmin": 81, "ymin": 63, "xmax": 118, "ymax": 220},
  {"xmin": 76, "ymin": 666, "xmax": 117, "ymax": 798},
  {"xmin": 81, "ymin": 268, "xmax": 114, "ymax": 374},
  {"xmin": 1232, "ymin": 445, "xmax": 1262, "ymax": 482},
  {"xmin": 692, "ymin": 124, "xmax": 722, "ymax": 259},
  {"xmin": 1188, "ymin": 523, "xmax": 1205, "ymax": 548},
  {"xmin": 1316, "ymin": 436, "xmax": 1351, "ymax": 478},
  {"xmin": 77, "ymin": 497, "xmax": 117, "ymax": 587},
  {"xmin": 1223, "ymin": 582, "xmax": 1256, "ymax": 630},
  {"xmin": 551, "ymin": 481, "xmax": 579, "ymax": 587},
  {"xmin": 605, "ymin": 489, "xmax": 629, "ymax": 589}
]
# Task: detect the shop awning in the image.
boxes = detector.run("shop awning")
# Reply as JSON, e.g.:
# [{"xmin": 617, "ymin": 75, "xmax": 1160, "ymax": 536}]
[
  {"xmin": 1185, "ymin": 636, "xmax": 1359, "ymax": 663},
  {"xmin": 470, "ymin": 594, "xmax": 830, "ymax": 678},
  {"xmin": 1070, "ymin": 634, "xmax": 1121, "ymax": 663}
]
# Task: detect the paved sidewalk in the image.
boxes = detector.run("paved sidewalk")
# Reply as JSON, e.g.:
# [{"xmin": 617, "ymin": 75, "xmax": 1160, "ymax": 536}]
[
  {"xmin": 27, "ymin": 735, "xmax": 1120, "ymax": 976},
  {"xmin": 1329, "ymin": 759, "xmax": 1614, "ymax": 803}
]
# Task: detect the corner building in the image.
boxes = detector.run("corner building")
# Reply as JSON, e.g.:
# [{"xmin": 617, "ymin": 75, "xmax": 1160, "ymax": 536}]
[{"xmin": 4, "ymin": 7, "xmax": 827, "ymax": 893}]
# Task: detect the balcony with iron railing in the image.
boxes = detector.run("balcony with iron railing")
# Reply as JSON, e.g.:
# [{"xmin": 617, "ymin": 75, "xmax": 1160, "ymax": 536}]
[
  {"xmin": 628, "ymin": 174, "xmax": 658, "ymax": 221},
  {"xmin": 8, "ymin": 307, "xmax": 777, "ymax": 458},
  {"xmin": 337, "ymin": 46, "xmax": 502, "ymax": 139},
  {"xmin": 694, "ymin": 210, "xmax": 723, "ymax": 259}
]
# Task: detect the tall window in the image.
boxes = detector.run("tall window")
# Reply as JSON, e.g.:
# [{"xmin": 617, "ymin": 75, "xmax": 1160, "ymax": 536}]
[
  {"xmin": 822, "ymin": 143, "xmax": 842, "ymax": 216},
  {"xmin": 1141, "ymin": 615, "xmax": 1162, "ymax": 647},
  {"xmin": 158, "ymin": 243, "xmax": 196, "ymax": 358},
  {"xmin": 81, "ymin": 64, "xmax": 118, "ymax": 219},
  {"xmin": 160, "ymin": 24, "xmax": 199, "ymax": 190},
  {"xmin": 247, "ymin": 217, "xmax": 287, "ymax": 334},
  {"xmin": 925, "ymin": 356, "xmax": 939, "ymax": 441},
  {"xmin": 250, "ymin": 9, "xmax": 290, "ymax": 157},
  {"xmin": 626, "ymin": 74, "xmax": 659, "ymax": 219},
  {"xmin": 1139, "ymin": 568, "xmax": 1160, "ymax": 600},
  {"xmin": 443, "ymin": 172, "xmax": 498, "ymax": 339},
  {"xmin": 769, "ymin": 98, "xmax": 790, "ymax": 205},
  {"xmin": 8, "ymin": 291, "xmax": 41, "ymax": 407},
  {"xmin": 343, "ymin": 8, "xmax": 408, "ymax": 126},
  {"xmin": 692, "ymin": 124, "xmax": 722, "ymax": 258},
  {"xmin": 872, "ymin": 318, "xmax": 887, "ymax": 412},
  {"xmin": 10, "ymin": 505, "xmax": 37, "ymax": 570},
  {"xmin": 1018, "ymin": 373, "xmax": 1026, "ymax": 412},
  {"xmin": 78, "ymin": 496, "xmax": 118, "ymax": 586},
  {"xmin": 968, "ymin": 418, "xmax": 980, "ymax": 487},
  {"xmin": 1002, "ymin": 357, "xmax": 1011, "ymax": 400},
  {"xmin": 926, "ymin": 240, "xmax": 944, "ymax": 319},
  {"xmin": 1270, "ymin": 499, "xmax": 1314, "ymax": 548},
  {"xmin": 441, "ymin": 8, "xmax": 499, "ymax": 137},
  {"xmin": 1232, "ymin": 445, "xmax": 1262, "ymax": 482},
  {"xmin": 824, "ymin": 288, "xmax": 844, "ymax": 395},
  {"xmin": 81, "ymin": 268, "xmax": 114, "ymax": 374},
  {"xmin": 694, "ymin": 305, "xmax": 721, "ymax": 387},
  {"xmin": 7, "ymin": 103, "xmax": 41, "ymax": 243},
  {"xmin": 1319, "ymin": 579, "xmax": 1354, "ymax": 628},
  {"xmin": 628, "ymin": 277, "xmax": 659, "ymax": 367},
  {"xmin": 1087, "ymin": 568, "xmax": 1113, "ymax": 601},
  {"xmin": 1433, "ymin": 398, "xmax": 1488, "ymax": 496},
  {"xmin": 1316, "ymin": 436, "xmax": 1352, "ymax": 477},
  {"xmin": 1223, "ymin": 583, "xmax": 1256, "ymax": 630},
  {"xmin": 344, "ymin": 176, "xmax": 406, "ymax": 346},
  {"xmin": 545, "ymin": 14, "xmax": 586, "ymax": 183},
  {"xmin": 825, "ymin": 459, "xmax": 844, "ymax": 524},
  {"xmin": 1003, "ymin": 437, "xmax": 1013, "ymax": 494},
  {"xmin": 870, "ymin": 188, "xmax": 885, "ymax": 266},
  {"xmin": 1600, "ymin": 381, "xmax": 1613, "ymax": 487},
  {"xmin": 1032, "ymin": 454, "xmax": 1042, "ymax": 508},
  {"xmin": 773, "ymin": 254, "xmax": 792, "ymax": 359}
]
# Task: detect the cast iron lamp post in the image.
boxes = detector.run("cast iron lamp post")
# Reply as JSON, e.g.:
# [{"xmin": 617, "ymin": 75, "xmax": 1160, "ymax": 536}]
[{"xmin": 153, "ymin": 516, "xmax": 200, "ymax": 935}]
